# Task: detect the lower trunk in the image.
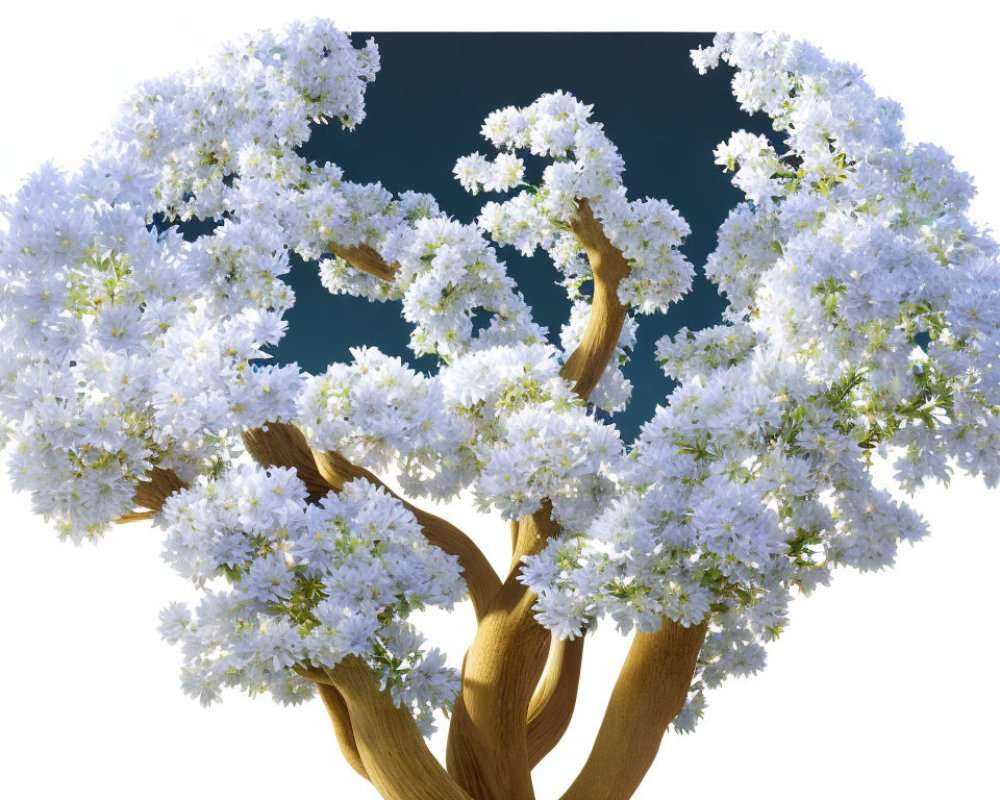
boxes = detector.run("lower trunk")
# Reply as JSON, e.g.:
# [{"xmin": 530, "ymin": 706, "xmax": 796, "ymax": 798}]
[{"xmin": 559, "ymin": 619, "xmax": 707, "ymax": 800}]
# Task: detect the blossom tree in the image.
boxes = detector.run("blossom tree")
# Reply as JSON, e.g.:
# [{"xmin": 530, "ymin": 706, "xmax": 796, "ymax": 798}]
[{"xmin": 1, "ymin": 21, "xmax": 997, "ymax": 800}]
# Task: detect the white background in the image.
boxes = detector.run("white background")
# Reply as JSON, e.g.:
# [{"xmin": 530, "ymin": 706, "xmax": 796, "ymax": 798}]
[{"xmin": 0, "ymin": 2, "xmax": 997, "ymax": 798}]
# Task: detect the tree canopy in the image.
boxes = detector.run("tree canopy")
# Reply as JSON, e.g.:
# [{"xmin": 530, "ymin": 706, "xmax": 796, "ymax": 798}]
[{"xmin": 1, "ymin": 21, "xmax": 997, "ymax": 800}]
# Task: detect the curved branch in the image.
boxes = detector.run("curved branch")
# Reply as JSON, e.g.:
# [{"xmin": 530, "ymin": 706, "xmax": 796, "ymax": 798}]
[
  {"xmin": 526, "ymin": 635, "xmax": 585, "ymax": 769},
  {"xmin": 325, "ymin": 655, "xmax": 474, "ymax": 800},
  {"xmin": 560, "ymin": 199, "xmax": 631, "ymax": 402},
  {"xmin": 292, "ymin": 666, "xmax": 369, "ymax": 780},
  {"xmin": 497, "ymin": 205, "xmax": 629, "ymax": 768},
  {"xmin": 317, "ymin": 682, "xmax": 371, "ymax": 781},
  {"xmin": 559, "ymin": 618, "xmax": 707, "ymax": 800},
  {"xmin": 329, "ymin": 242, "xmax": 399, "ymax": 282},
  {"xmin": 312, "ymin": 448, "xmax": 502, "ymax": 622},
  {"xmin": 446, "ymin": 501, "xmax": 561, "ymax": 800},
  {"xmin": 114, "ymin": 510, "xmax": 155, "ymax": 524}
]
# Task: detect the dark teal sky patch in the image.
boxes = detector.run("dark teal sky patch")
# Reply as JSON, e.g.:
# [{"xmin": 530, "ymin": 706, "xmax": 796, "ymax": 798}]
[{"xmin": 274, "ymin": 33, "xmax": 773, "ymax": 441}]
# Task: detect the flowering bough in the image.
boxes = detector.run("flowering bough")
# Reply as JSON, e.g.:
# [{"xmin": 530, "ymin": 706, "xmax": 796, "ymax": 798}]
[{"xmin": 1, "ymin": 22, "xmax": 997, "ymax": 800}]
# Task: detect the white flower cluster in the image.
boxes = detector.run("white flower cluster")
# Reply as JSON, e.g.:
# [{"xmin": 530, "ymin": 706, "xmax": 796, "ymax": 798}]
[
  {"xmin": 381, "ymin": 216, "xmax": 546, "ymax": 360},
  {"xmin": 702, "ymin": 32, "xmax": 1000, "ymax": 490},
  {"xmin": 522, "ymin": 31, "xmax": 1000, "ymax": 732},
  {"xmin": 299, "ymin": 191, "xmax": 547, "ymax": 360},
  {"xmin": 436, "ymin": 342, "xmax": 624, "ymax": 528},
  {"xmin": 460, "ymin": 91, "xmax": 694, "ymax": 318},
  {"xmin": 0, "ymin": 167, "xmax": 302, "ymax": 539},
  {"xmin": 237, "ymin": 112, "xmax": 547, "ymax": 363},
  {"xmin": 159, "ymin": 464, "xmax": 464, "ymax": 732},
  {"xmin": 296, "ymin": 346, "xmax": 476, "ymax": 499},
  {"xmin": 117, "ymin": 18, "xmax": 379, "ymax": 220},
  {"xmin": 296, "ymin": 339, "xmax": 627, "ymax": 524},
  {"xmin": 476, "ymin": 404, "xmax": 622, "ymax": 530},
  {"xmin": 0, "ymin": 21, "xmax": 387, "ymax": 539}
]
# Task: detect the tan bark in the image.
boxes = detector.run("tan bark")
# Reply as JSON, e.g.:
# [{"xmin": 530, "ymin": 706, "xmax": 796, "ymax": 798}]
[
  {"xmin": 242, "ymin": 422, "xmax": 334, "ymax": 500},
  {"xmin": 560, "ymin": 200, "xmax": 631, "ymax": 401},
  {"xmin": 559, "ymin": 619, "xmax": 707, "ymax": 800},
  {"xmin": 113, "ymin": 510, "xmax": 155, "ymax": 524},
  {"xmin": 526, "ymin": 635, "xmax": 585, "ymax": 769},
  {"xmin": 446, "ymin": 503, "xmax": 561, "ymax": 800},
  {"xmin": 130, "ymin": 466, "xmax": 187, "ymax": 512},
  {"xmin": 445, "ymin": 200, "xmax": 636, "ymax": 799},
  {"xmin": 317, "ymin": 682, "xmax": 371, "ymax": 780},
  {"xmin": 329, "ymin": 242, "xmax": 399, "ymax": 282},
  {"xmin": 115, "ymin": 466, "xmax": 187, "ymax": 522},
  {"xmin": 174, "ymin": 206, "xmax": 691, "ymax": 800},
  {"xmin": 292, "ymin": 666, "xmax": 370, "ymax": 781},
  {"xmin": 326, "ymin": 655, "xmax": 474, "ymax": 800}
]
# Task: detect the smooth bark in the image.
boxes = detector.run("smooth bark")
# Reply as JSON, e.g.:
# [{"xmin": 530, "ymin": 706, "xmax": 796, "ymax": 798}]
[
  {"xmin": 526, "ymin": 636, "xmax": 585, "ymax": 769},
  {"xmin": 560, "ymin": 200, "xmax": 631, "ymax": 401},
  {"xmin": 560, "ymin": 619, "xmax": 707, "ymax": 800},
  {"xmin": 326, "ymin": 656, "xmax": 474, "ymax": 800},
  {"xmin": 446, "ymin": 503, "xmax": 561, "ymax": 800}
]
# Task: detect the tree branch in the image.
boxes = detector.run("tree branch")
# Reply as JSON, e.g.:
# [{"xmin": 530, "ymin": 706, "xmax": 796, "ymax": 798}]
[
  {"xmin": 323, "ymin": 655, "xmax": 474, "ymax": 800},
  {"xmin": 242, "ymin": 423, "xmax": 334, "ymax": 501},
  {"xmin": 485, "ymin": 192, "xmax": 627, "ymax": 759},
  {"xmin": 559, "ymin": 618, "xmax": 707, "ymax": 800},
  {"xmin": 329, "ymin": 242, "xmax": 399, "ymax": 282},
  {"xmin": 291, "ymin": 669, "xmax": 372, "ymax": 782},
  {"xmin": 446, "ymin": 501, "xmax": 561, "ymax": 800},
  {"xmin": 560, "ymin": 199, "xmax": 631, "ymax": 403},
  {"xmin": 447, "ymin": 198, "xmax": 633, "ymax": 793},
  {"xmin": 268, "ymin": 203, "xmax": 634, "ymax": 797},
  {"xmin": 315, "ymin": 682, "xmax": 370, "ymax": 780},
  {"xmin": 114, "ymin": 466, "xmax": 188, "ymax": 523},
  {"xmin": 113, "ymin": 510, "xmax": 155, "ymax": 524},
  {"xmin": 293, "ymin": 666, "xmax": 370, "ymax": 780},
  {"xmin": 526, "ymin": 635, "xmax": 585, "ymax": 769}
]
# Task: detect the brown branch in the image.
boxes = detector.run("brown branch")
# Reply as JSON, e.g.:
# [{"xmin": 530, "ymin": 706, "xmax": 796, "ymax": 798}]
[
  {"xmin": 293, "ymin": 666, "xmax": 370, "ymax": 781},
  {"xmin": 314, "ymin": 680, "xmax": 371, "ymax": 781},
  {"xmin": 316, "ymin": 683, "xmax": 369, "ymax": 780},
  {"xmin": 267, "ymin": 203, "xmax": 635, "ymax": 796},
  {"xmin": 446, "ymin": 501, "xmax": 561, "ymax": 800},
  {"xmin": 114, "ymin": 466, "xmax": 188, "ymax": 524},
  {"xmin": 446, "ymin": 194, "xmax": 634, "ymax": 794},
  {"xmin": 526, "ymin": 635, "xmax": 585, "ymax": 770},
  {"xmin": 467, "ymin": 199, "xmax": 628, "ymax": 779},
  {"xmin": 247, "ymin": 425, "xmax": 499, "ymax": 664},
  {"xmin": 325, "ymin": 655, "xmax": 474, "ymax": 800},
  {"xmin": 113, "ymin": 510, "xmax": 155, "ymax": 524},
  {"xmin": 560, "ymin": 199, "xmax": 631, "ymax": 403},
  {"xmin": 131, "ymin": 466, "xmax": 187, "ymax": 511},
  {"xmin": 242, "ymin": 423, "xmax": 501, "ymax": 620},
  {"xmin": 242, "ymin": 423, "xmax": 332, "ymax": 501},
  {"xmin": 329, "ymin": 242, "xmax": 399, "ymax": 282},
  {"xmin": 559, "ymin": 618, "xmax": 707, "ymax": 800},
  {"xmin": 312, "ymin": 448, "xmax": 502, "ymax": 622}
]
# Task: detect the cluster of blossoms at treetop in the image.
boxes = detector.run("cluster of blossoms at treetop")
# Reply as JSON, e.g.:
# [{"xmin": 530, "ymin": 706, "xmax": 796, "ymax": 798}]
[{"xmin": 1, "ymin": 20, "xmax": 997, "ymax": 737}]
